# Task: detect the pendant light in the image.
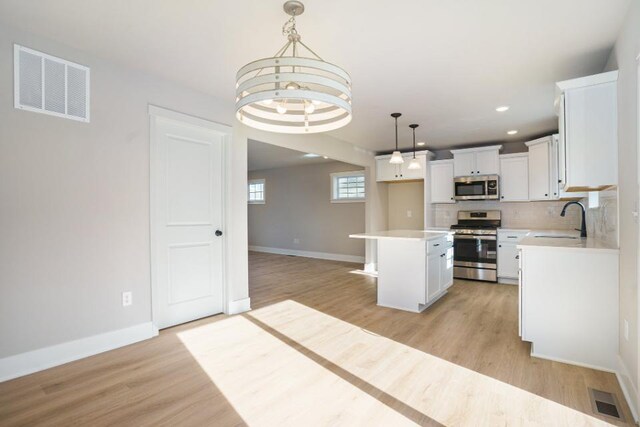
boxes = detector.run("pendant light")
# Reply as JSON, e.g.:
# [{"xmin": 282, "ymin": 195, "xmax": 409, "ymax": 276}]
[
  {"xmin": 407, "ymin": 124, "xmax": 421, "ymax": 170},
  {"xmin": 389, "ymin": 113, "xmax": 404, "ymax": 164},
  {"xmin": 235, "ymin": 1, "xmax": 352, "ymax": 134}
]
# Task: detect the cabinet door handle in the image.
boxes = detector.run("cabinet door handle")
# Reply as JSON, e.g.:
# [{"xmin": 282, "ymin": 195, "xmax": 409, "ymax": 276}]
[
  {"xmin": 507, "ymin": 236, "xmax": 517, "ymax": 239},
  {"xmin": 545, "ymin": 193, "xmax": 548, "ymax": 197},
  {"xmin": 477, "ymin": 170, "xmax": 480, "ymax": 174},
  {"xmin": 440, "ymin": 253, "xmax": 446, "ymax": 257},
  {"xmin": 433, "ymin": 243, "xmax": 440, "ymax": 247},
  {"xmin": 515, "ymin": 255, "xmax": 520, "ymax": 259},
  {"xmin": 498, "ymin": 244, "xmax": 502, "ymax": 248}
]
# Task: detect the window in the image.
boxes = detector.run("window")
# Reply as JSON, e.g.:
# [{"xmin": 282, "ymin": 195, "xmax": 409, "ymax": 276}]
[
  {"xmin": 248, "ymin": 179, "xmax": 265, "ymax": 204},
  {"xmin": 331, "ymin": 171, "xmax": 365, "ymax": 202}
]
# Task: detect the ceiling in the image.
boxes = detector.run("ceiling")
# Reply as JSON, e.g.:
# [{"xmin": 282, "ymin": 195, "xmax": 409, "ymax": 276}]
[
  {"xmin": 248, "ymin": 140, "xmax": 335, "ymax": 171},
  {"xmin": 0, "ymin": 0, "xmax": 630, "ymax": 152}
]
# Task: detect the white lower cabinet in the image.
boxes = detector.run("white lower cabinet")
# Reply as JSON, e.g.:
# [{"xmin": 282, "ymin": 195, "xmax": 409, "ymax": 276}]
[
  {"xmin": 440, "ymin": 246, "xmax": 454, "ymax": 290},
  {"xmin": 497, "ymin": 230, "xmax": 528, "ymax": 281},
  {"xmin": 426, "ymin": 236, "xmax": 454, "ymax": 302},
  {"xmin": 427, "ymin": 252, "xmax": 441, "ymax": 301},
  {"xmin": 518, "ymin": 245, "xmax": 619, "ymax": 371}
]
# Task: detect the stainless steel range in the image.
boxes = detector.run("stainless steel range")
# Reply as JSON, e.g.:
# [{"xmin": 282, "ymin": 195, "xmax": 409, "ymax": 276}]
[{"xmin": 450, "ymin": 210, "xmax": 501, "ymax": 282}]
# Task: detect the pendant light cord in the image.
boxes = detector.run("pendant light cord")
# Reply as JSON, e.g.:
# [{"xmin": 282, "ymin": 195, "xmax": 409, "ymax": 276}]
[
  {"xmin": 413, "ymin": 127, "xmax": 418, "ymax": 158},
  {"xmin": 395, "ymin": 117, "xmax": 398, "ymax": 151}
]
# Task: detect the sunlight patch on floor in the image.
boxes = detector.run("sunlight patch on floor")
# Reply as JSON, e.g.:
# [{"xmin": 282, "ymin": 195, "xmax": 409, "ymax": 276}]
[
  {"xmin": 348, "ymin": 269, "xmax": 378, "ymax": 278},
  {"xmin": 177, "ymin": 300, "xmax": 612, "ymax": 426}
]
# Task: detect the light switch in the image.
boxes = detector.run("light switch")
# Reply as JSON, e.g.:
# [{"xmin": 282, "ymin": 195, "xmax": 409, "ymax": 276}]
[{"xmin": 407, "ymin": 210, "xmax": 412, "ymax": 218}]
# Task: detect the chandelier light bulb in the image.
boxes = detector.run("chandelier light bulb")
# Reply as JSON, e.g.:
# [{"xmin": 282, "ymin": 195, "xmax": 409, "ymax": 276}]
[
  {"xmin": 263, "ymin": 99, "xmax": 273, "ymax": 105},
  {"xmin": 312, "ymin": 99, "xmax": 321, "ymax": 106},
  {"xmin": 304, "ymin": 102, "xmax": 315, "ymax": 114},
  {"xmin": 277, "ymin": 103, "xmax": 287, "ymax": 115}
]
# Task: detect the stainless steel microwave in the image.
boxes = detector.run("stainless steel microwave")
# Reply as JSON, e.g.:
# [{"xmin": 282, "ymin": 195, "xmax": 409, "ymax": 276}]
[{"xmin": 454, "ymin": 175, "xmax": 500, "ymax": 200}]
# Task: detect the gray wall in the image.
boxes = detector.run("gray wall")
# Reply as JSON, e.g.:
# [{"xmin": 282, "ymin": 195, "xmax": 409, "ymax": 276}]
[
  {"xmin": 388, "ymin": 182, "xmax": 425, "ymax": 230},
  {"xmin": 0, "ymin": 25, "xmax": 238, "ymax": 358},
  {"xmin": 605, "ymin": 0, "xmax": 640, "ymax": 406},
  {"xmin": 248, "ymin": 161, "xmax": 365, "ymax": 258}
]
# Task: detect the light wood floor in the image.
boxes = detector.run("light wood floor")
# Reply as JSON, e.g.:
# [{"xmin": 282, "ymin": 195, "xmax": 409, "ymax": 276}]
[{"xmin": 0, "ymin": 252, "xmax": 634, "ymax": 426}]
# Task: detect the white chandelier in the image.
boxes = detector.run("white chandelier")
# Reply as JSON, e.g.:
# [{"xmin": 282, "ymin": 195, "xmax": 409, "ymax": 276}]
[{"xmin": 235, "ymin": 1, "xmax": 352, "ymax": 134}]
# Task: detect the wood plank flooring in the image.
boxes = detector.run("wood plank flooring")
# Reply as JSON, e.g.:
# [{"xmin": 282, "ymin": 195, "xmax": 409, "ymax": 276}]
[{"xmin": 0, "ymin": 252, "xmax": 634, "ymax": 426}]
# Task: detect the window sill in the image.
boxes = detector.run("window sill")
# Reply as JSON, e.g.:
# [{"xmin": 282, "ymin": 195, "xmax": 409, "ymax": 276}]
[
  {"xmin": 248, "ymin": 201, "xmax": 265, "ymax": 205},
  {"xmin": 331, "ymin": 199, "xmax": 365, "ymax": 204}
]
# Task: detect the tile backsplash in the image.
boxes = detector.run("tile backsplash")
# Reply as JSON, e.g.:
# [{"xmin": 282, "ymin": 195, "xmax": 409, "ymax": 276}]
[
  {"xmin": 585, "ymin": 190, "xmax": 618, "ymax": 246},
  {"xmin": 432, "ymin": 200, "xmax": 584, "ymax": 230},
  {"xmin": 431, "ymin": 191, "xmax": 619, "ymax": 247}
]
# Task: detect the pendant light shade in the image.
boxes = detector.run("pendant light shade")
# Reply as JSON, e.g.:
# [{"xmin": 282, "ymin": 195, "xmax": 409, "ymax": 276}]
[
  {"xmin": 235, "ymin": 1, "xmax": 352, "ymax": 134},
  {"xmin": 407, "ymin": 157, "xmax": 421, "ymax": 170},
  {"xmin": 390, "ymin": 151, "xmax": 404, "ymax": 164},
  {"xmin": 389, "ymin": 113, "xmax": 404, "ymax": 164},
  {"xmin": 408, "ymin": 123, "xmax": 421, "ymax": 170}
]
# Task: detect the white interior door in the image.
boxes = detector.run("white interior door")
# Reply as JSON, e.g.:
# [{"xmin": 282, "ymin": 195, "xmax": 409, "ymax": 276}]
[{"xmin": 153, "ymin": 115, "xmax": 225, "ymax": 329}]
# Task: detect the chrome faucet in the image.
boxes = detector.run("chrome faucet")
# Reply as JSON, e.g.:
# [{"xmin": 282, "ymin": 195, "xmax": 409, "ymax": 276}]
[{"xmin": 560, "ymin": 201, "xmax": 587, "ymax": 238}]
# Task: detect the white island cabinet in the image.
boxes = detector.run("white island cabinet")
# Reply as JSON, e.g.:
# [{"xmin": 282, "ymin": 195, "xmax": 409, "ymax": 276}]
[
  {"xmin": 350, "ymin": 230, "xmax": 453, "ymax": 312},
  {"xmin": 517, "ymin": 235, "xmax": 619, "ymax": 371}
]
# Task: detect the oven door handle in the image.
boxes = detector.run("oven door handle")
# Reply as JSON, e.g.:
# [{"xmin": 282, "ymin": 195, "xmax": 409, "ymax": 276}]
[{"xmin": 454, "ymin": 235, "xmax": 497, "ymax": 241}]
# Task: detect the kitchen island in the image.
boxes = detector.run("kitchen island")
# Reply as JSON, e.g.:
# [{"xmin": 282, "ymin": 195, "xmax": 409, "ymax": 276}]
[{"xmin": 350, "ymin": 230, "xmax": 453, "ymax": 313}]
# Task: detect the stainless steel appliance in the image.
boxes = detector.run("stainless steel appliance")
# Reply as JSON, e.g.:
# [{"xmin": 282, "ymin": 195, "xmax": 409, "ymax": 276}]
[
  {"xmin": 451, "ymin": 210, "xmax": 501, "ymax": 282},
  {"xmin": 454, "ymin": 175, "xmax": 499, "ymax": 201}
]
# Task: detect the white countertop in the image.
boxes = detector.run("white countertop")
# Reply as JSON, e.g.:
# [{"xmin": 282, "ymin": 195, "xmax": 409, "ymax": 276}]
[
  {"xmin": 517, "ymin": 233, "xmax": 618, "ymax": 253},
  {"xmin": 350, "ymin": 229, "xmax": 452, "ymax": 242}
]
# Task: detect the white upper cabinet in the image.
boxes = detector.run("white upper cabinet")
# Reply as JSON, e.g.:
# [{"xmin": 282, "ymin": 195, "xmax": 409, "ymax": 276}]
[
  {"xmin": 375, "ymin": 151, "xmax": 431, "ymax": 182},
  {"xmin": 452, "ymin": 152, "xmax": 476, "ymax": 176},
  {"xmin": 525, "ymin": 135, "xmax": 585, "ymax": 201},
  {"xmin": 475, "ymin": 150, "xmax": 500, "ymax": 175},
  {"xmin": 376, "ymin": 158, "xmax": 398, "ymax": 181},
  {"xmin": 526, "ymin": 137, "xmax": 552, "ymax": 201},
  {"xmin": 556, "ymin": 71, "xmax": 618, "ymax": 191},
  {"xmin": 451, "ymin": 145, "xmax": 501, "ymax": 177},
  {"xmin": 499, "ymin": 154, "xmax": 529, "ymax": 202},
  {"xmin": 400, "ymin": 155, "xmax": 425, "ymax": 180},
  {"xmin": 429, "ymin": 160, "xmax": 455, "ymax": 203}
]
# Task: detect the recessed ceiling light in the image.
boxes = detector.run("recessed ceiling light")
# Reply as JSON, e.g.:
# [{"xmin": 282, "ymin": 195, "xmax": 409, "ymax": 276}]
[
  {"xmin": 323, "ymin": 156, "xmax": 329, "ymax": 159},
  {"xmin": 416, "ymin": 141, "xmax": 426, "ymax": 146},
  {"xmin": 303, "ymin": 153, "xmax": 321, "ymax": 158},
  {"xmin": 496, "ymin": 106, "xmax": 510, "ymax": 112},
  {"xmin": 507, "ymin": 130, "xmax": 518, "ymax": 135}
]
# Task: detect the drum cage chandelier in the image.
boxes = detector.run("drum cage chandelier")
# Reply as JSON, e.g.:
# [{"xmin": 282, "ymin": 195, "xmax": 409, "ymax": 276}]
[{"xmin": 235, "ymin": 1, "xmax": 352, "ymax": 134}]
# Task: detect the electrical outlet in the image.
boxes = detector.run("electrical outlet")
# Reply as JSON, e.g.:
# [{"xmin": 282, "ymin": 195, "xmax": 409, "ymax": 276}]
[
  {"xmin": 293, "ymin": 238, "xmax": 300, "ymax": 244},
  {"xmin": 122, "ymin": 291, "xmax": 132, "ymax": 307},
  {"xmin": 407, "ymin": 210, "xmax": 412, "ymax": 218},
  {"xmin": 624, "ymin": 319, "xmax": 629, "ymax": 341}
]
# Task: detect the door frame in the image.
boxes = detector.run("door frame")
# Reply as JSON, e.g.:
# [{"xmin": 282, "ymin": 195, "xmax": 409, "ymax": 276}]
[{"xmin": 148, "ymin": 105, "xmax": 232, "ymax": 331}]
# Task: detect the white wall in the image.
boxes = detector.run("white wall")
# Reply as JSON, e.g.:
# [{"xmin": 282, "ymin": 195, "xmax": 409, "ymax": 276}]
[
  {"xmin": 604, "ymin": 0, "xmax": 640, "ymax": 416},
  {"xmin": 248, "ymin": 161, "xmax": 366, "ymax": 258},
  {"xmin": 0, "ymin": 25, "xmax": 248, "ymax": 360},
  {"xmin": 237, "ymin": 126, "xmax": 387, "ymax": 271}
]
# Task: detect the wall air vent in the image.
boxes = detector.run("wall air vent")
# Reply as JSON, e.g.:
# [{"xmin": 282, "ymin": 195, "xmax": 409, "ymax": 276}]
[{"xmin": 14, "ymin": 44, "xmax": 90, "ymax": 122}]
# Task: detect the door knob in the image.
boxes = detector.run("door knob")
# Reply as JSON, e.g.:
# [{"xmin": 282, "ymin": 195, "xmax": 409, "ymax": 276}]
[{"xmin": 215, "ymin": 230, "xmax": 223, "ymax": 237}]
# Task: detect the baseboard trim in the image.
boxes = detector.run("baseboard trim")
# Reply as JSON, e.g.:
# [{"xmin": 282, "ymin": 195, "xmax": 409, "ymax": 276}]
[
  {"xmin": 497, "ymin": 277, "xmax": 518, "ymax": 285},
  {"xmin": 530, "ymin": 349, "xmax": 616, "ymax": 374},
  {"xmin": 249, "ymin": 246, "xmax": 365, "ymax": 264},
  {"xmin": 227, "ymin": 297, "xmax": 251, "ymax": 315},
  {"xmin": 616, "ymin": 354, "xmax": 639, "ymax": 422},
  {"xmin": 0, "ymin": 322, "xmax": 158, "ymax": 383}
]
